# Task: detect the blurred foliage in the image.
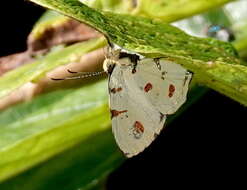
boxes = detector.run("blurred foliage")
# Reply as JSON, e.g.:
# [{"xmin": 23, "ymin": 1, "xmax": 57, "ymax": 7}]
[
  {"xmin": 0, "ymin": 38, "xmax": 106, "ymax": 99},
  {"xmin": 80, "ymin": 0, "xmax": 234, "ymax": 22}
]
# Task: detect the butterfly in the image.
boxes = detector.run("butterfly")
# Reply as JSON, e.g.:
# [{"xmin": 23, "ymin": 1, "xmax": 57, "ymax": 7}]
[{"xmin": 103, "ymin": 47, "xmax": 192, "ymax": 157}]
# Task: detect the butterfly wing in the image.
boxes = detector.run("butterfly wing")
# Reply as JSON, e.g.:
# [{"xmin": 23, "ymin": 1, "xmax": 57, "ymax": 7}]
[
  {"xmin": 108, "ymin": 60, "xmax": 166, "ymax": 157},
  {"xmin": 130, "ymin": 58, "xmax": 192, "ymax": 114}
]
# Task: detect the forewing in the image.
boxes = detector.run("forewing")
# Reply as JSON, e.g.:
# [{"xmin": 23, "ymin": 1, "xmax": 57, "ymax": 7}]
[
  {"xmin": 108, "ymin": 61, "xmax": 166, "ymax": 157},
  {"xmin": 128, "ymin": 58, "xmax": 192, "ymax": 114}
]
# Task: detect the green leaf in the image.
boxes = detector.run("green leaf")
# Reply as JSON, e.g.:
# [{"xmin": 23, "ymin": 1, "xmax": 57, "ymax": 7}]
[
  {"xmin": 28, "ymin": 0, "xmax": 247, "ymax": 106},
  {"xmin": 234, "ymin": 37, "xmax": 247, "ymax": 59},
  {"xmin": 81, "ymin": 0, "xmax": 133, "ymax": 14},
  {"xmin": 0, "ymin": 129, "xmax": 123, "ymax": 190},
  {"xmin": 82, "ymin": 0, "xmax": 234, "ymax": 22},
  {"xmin": 0, "ymin": 80, "xmax": 125, "ymax": 183},
  {"xmin": 134, "ymin": 0, "xmax": 234, "ymax": 22},
  {"xmin": 0, "ymin": 37, "xmax": 106, "ymax": 99}
]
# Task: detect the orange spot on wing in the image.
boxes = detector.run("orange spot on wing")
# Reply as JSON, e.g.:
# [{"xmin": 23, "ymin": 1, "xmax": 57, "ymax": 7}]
[
  {"xmin": 168, "ymin": 84, "xmax": 175, "ymax": 97},
  {"xmin": 116, "ymin": 87, "xmax": 122, "ymax": 92},
  {"xmin": 110, "ymin": 109, "xmax": 127, "ymax": 118},
  {"xmin": 132, "ymin": 68, "xmax": 136, "ymax": 74},
  {"xmin": 144, "ymin": 83, "xmax": 153, "ymax": 92},
  {"xmin": 134, "ymin": 121, "xmax": 144, "ymax": 133},
  {"xmin": 110, "ymin": 87, "xmax": 122, "ymax": 93}
]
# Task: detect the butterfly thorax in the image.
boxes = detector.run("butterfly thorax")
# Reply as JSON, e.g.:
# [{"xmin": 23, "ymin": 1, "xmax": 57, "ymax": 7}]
[{"xmin": 104, "ymin": 48, "xmax": 143, "ymax": 75}]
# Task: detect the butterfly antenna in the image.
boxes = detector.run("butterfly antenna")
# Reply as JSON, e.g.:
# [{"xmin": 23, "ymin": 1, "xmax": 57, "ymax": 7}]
[
  {"xmin": 67, "ymin": 69, "xmax": 78, "ymax": 74},
  {"xmin": 67, "ymin": 69, "xmax": 104, "ymax": 75},
  {"xmin": 51, "ymin": 70, "xmax": 106, "ymax": 80}
]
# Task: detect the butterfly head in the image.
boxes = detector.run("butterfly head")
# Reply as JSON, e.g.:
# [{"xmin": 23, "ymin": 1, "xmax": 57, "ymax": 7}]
[
  {"xmin": 103, "ymin": 48, "xmax": 121, "ymax": 74},
  {"xmin": 103, "ymin": 58, "xmax": 117, "ymax": 74}
]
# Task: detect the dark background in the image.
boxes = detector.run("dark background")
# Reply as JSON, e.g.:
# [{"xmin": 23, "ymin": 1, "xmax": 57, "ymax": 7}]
[
  {"xmin": 0, "ymin": 1, "xmax": 43, "ymax": 56},
  {"xmin": 1, "ymin": 1, "xmax": 245, "ymax": 189}
]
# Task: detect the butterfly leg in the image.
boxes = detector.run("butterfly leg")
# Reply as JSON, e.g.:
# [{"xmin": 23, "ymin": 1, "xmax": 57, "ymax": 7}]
[{"xmin": 131, "ymin": 61, "xmax": 137, "ymax": 74}]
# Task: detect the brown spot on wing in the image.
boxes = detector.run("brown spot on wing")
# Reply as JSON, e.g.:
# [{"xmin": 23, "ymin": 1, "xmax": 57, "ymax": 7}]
[
  {"xmin": 110, "ymin": 109, "xmax": 127, "ymax": 119},
  {"xmin": 131, "ymin": 60, "xmax": 138, "ymax": 74},
  {"xmin": 144, "ymin": 83, "xmax": 153, "ymax": 92},
  {"xmin": 117, "ymin": 87, "xmax": 122, "ymax": 92},
  {"xmin": 132, "ymin": 121, "xmax": 144, "ymax": 139},
  {"xmin": 110, "ymin": 87, "xmax": 122, "ymax": 94},
  {"xmin": 132, "ymin": 68, "xmax": 136, "ymax": 74},
  {"xmin": 134, "ymin": 121, "xmax": 144, "ymax": 133},
  {"xmin": 168, "ymin": 84, "xmax": 175, "ymax": 98},
  {"xmin": 110, "ymin": 88, "xmax": 117, "ymax": 93}
]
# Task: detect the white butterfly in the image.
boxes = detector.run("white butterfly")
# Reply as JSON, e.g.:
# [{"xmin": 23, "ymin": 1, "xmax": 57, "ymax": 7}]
[{"xmin": 103, "ymin": 48, "xmax": 192, "ymax": 158}]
